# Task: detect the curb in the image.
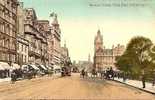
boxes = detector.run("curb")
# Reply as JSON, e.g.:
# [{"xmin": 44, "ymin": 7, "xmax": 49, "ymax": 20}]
[{"xmin": 113, "ymin": 79, "xmax": 155, "ymax": 95}]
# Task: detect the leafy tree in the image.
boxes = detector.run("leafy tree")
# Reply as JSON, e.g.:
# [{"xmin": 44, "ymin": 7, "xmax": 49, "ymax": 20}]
[{"xmin": 116, "ymin": 36, "xmax": 155, "ymax": 80}]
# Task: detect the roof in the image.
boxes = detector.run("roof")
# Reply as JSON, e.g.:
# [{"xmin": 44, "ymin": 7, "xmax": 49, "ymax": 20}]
[
  {"xmin": 29, "ymin": 65, "xmax": 40, "ymax": 70},
  {"xmin": 96, "ymin": 47, "xmax": 104, "ymax": 53},
  {"xmin": 103, "ymin": 49, "xmax": 113, "ymax": 55}
]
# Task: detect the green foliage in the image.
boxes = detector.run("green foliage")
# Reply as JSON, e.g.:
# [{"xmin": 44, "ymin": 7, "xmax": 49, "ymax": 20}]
[{"xmin": 115, "ymin": 36, "xmax": 155, "ymax": 79}]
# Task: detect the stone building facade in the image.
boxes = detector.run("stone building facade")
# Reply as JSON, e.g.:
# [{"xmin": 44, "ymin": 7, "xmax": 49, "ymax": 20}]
[
  {"xmin": 37, "ymin": 20, "xmax": 49, "ymax": 65},
  {"xmin": 0, "ymin": 0, "xmax": 18, "ymax": 65},
  {"xmin": 0, "ymin": 0, "xmax": 66, "ymax": 68},
  {"xmin": 61, "ymin": 43, "xmax": 70, "ymax": 65},
  {"xmin": 94, "ymin": 30, "xmax": 125, "ymax": 71},
  {"xmin": 24, "ymin": 8, "xmax": 48, "ymax": 65},
  {"xmin": 47, "ymin": 23, "xmax": 54, "ymax": 66},
  {"xmin": 49, "ymin": 13, "xmax": 61, "ymax": 65},
  {"xmin": 16, "ymin": 2, "xmax": 29, "ymax": 66},
  {"xmin": 78, "ymin": 54, "xmax": 93, "ymax": 72}
]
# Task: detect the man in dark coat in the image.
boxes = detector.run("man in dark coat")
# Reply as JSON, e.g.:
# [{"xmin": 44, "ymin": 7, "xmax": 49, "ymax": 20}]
[
  {"xmin": 81, "ymin": 69, "xmax": 85, "ymax": 78},
  {"xmin": 11, "ymin": 70, "xmax": 16, "ymax": 84}
]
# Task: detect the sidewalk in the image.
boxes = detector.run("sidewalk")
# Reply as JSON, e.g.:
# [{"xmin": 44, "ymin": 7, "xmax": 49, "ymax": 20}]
[
  {"xmin": 0, "ymin": 73, "xmax": 61, "ymax": 83},
  {"xmin": 0, "ymin": 78, "xmax": 11, "ymax": 83},
  {"xmin": 114, "ymin": 77, "xmax": 155, "ymax": 94}
]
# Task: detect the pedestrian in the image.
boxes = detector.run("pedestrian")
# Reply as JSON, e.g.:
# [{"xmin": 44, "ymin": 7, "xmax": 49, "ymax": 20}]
[
  {"xmin": 100, "ymin": 70, "xmax": 104, "ymax": 79},
  {"xmin": 81, "ymin": 69, "xmax": 85, "ymax": 78},
  {"xmin": 106, "ymin": 69, "xmax": 110, "ymax": 79},
  {"xmin": 152, "ymin": 75, "xmax": 155, "ymax": 86},
  {"xmin": 85, "ymin": 71, "xmax": 88, "ymax": 78},
  {"xmin": 118, "ymin": 73, "xmax": 120, "ymax": 79},
  {"xmin": 109, "ymin": 67, "xmax": 114, "ymax": 80},
  {"xmin": 141, "ymin": 70, "xmax": 146, "ymax": 88},
  {"xmin": 123, "ymin": 73, "xmax": 126, "ymax": 82},
  {"xmin": 11, "ymin": 70, "xmax": 16, "ymax": 84},
  {"xmin": 142, "ymin": 75, "xmax": 146, "ymax": 88}
]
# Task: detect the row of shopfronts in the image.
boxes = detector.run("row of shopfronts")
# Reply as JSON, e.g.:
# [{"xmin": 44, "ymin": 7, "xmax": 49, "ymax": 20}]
[
  {"xmin": 0, "ymin": 0, "xmax": 71, "ymax": 79},
  {"xmin": 0, "ymin": 62, "xmax": 20, "ymax": 78},
  {"xmin": 0, "ymin": 62, "xmax": 53, "ymax": 78}
]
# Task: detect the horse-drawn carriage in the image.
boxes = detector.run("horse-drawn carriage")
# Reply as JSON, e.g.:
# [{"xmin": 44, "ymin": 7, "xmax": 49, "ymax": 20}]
[{"xmin": 61, "ymin": 66, "xmax": 71, "ymax": 77}]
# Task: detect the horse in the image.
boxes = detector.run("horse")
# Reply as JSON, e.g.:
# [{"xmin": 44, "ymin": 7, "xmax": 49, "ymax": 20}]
[
  {"xmin": 91, "ymin": 69, "xmax": 97, "ymax": 78},
  {"xmin": 81, "ymin": 69, "xmax": 85, "ymax": 78}
]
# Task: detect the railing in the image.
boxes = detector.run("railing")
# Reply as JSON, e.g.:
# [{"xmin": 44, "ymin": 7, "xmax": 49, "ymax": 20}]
[
  {"xmin": 0, "ymin": 46, "xmax": 9, "ymax": 52},
  {"xmin": 29, "ymin": 49, "xmax": 41, "ymax": 58}
]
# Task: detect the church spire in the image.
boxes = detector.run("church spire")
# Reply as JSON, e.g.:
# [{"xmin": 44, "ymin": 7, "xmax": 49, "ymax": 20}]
[
  {"xmin": 64, "ymin": 40, "xmax": 66, "ymax": 48},
  {"xmin": 50, "ymin": 12, "xmax": 59, "ymax": 26},
  {"xmin": 88, "ymin": 54, "xmax": 91, "ymax": 62},
  {"xmin": 97, "ymin": 29, "xmax": 101, "ymax": 35}
]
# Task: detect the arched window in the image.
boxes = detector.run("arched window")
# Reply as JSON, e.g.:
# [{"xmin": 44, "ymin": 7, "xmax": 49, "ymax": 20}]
[
  {"xmin": 2, "ymin": 37, "xmax": 5, "ymax": 47},
  {"xmin": 0, "ymin": 35, "xmax": 3, "ymax": 47},
  {"xmin": 0, "ymin": 21, "xmax": 2, "ymax": 32},
  {"xmin": 2, "ymin": 22, "xmax": 5, "ymax": 33},
  {"xmin": 5, "ymin": 39, "xmax": 9, "ymax": 48},
  {"xmin": 6, "ymin": 24, "xmax": 10, "ymax": 35}
]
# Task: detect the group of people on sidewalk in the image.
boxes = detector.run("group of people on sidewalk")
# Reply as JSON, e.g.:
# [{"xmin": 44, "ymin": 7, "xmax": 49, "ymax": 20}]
[
  {"xmin": 9, "ymin": 67, "xmax": 53, "ymax": 84},
  {"xmin": 0, "ymin": 68, "xmax": 23, "ymax": 84}
]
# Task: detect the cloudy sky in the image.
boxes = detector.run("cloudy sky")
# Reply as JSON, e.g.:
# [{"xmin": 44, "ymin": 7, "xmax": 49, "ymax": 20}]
[{"xmin": 20, "ymin": 0, "xmax": 155, "ymax": 62}]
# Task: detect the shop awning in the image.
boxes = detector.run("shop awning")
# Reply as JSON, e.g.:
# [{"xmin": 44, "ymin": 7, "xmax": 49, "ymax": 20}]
[
  {"xmin": 53, "ymin": 65, "xmax": 61, "ymax": 70},
  {"xmin": 29, "ymin": 65, "xmax": 40, "ymax": 70},
  {"xmin": 0, "ymin": 65, "xmax": 5, "ymax": 70},
  {"xmin": 46, "ymin": 65, "xmax": 53, "ymax": 70},
  {"xmin": 0, "ymin": 62, "xmax": 10, "ymax": 70},
  {"xmin": 21, "ymin": 65, "xmax": 28, "ymax": 70},
  {"xmin": 40, "ymin": 65, "xmax": 47, "ymax": 70},
  {"xmin": 12, "ymin": 64, "xmax": 20, "ymax": 69}
]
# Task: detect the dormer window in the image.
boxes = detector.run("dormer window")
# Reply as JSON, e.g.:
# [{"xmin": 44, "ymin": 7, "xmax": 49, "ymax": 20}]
[{"xmin": 7, "ymin": 0, "xmax": 10, "ymax": 4}]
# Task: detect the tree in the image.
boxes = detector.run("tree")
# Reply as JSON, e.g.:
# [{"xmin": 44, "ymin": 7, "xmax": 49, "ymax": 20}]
[
  {"xmin": 116, "ymin": 36, "xmax": 155, "ymax": 80},
  {"xmin": 115, "ymin": 55, "xmax": 132, "ymax": 73}
]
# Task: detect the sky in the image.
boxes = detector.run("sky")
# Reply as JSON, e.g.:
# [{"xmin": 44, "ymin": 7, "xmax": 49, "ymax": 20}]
[{"xmin": 20, "ymin": 0, "xmax": 155, "ymax": 62}]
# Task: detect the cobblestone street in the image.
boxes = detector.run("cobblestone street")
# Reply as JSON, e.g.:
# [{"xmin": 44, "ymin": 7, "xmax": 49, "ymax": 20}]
[{"xmin": 0, "ymin": 73, "xmax": 154, "ymax": 100}]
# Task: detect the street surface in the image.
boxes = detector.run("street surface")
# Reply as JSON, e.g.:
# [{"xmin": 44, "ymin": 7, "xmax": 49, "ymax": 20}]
[{"xmin": 0, "ymin": 73, "xmax": 155, "ymax": 100}]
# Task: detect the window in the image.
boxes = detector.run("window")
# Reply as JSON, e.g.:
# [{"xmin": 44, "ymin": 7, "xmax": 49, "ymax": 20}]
[
  {"xmin": 0, "ymin": 5, "xmax": 3, "ymax": 15},
  {"xmin": 17, "ymin": 43, "xmax": 19, "ymax": 51},
  {"xmin": 22, "ymin": 45, "xmax": 23, "ymax": 52},
  {"xmin": 11, "ymin": 40, "xmax": 16, "ymax": 50},
  {"xmin": 2, "ymin": 22, "xmax": 5, "ymax": 33},
  {"xmin": 4, "ymin": 53, "xmax": 7, "ymax": 61},
  {"xmin": 7, "ymin": 0, "xmax": 10, "ymax": 4},
  {"xmin": 2, "ymin": 37, "xmax": 5, "ymax": 47},
  {"xmin": 6, "ymin": 24, "xmax": 10, "ymax": 35},
  {"xmin": 25, "ymin": 46, "xmax": 27, "ymax": 52},
  {"xmin": 25, "ymin": 55, "xmax": 26, "ymax": 63},
  {"xmin": 22, "ymin": 54, "xmax": 23, "ymax": 63},
  {"xmin": 5, "ymin": 39, "xmax": 9, "ymax": 48},
  {"xmin": 12, "ymin": 30, "xmax": 16, "ymax": 37},
  {"xmin": 0, "ymin": 52, "xmax": 2, "ymax": 61},
  {"xmin": 0, "ymin": 22, "xmax": 2, "ymax": 32}
]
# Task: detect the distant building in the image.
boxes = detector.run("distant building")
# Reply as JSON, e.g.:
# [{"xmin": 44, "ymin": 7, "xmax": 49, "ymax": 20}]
[
  {"xmin": 61, "ymin": 42, "xmax": 70, "ymax": 66},
  {"xmin": 16, "ymin": 35, "xmax": 29, "ymax": 66},
  {"xmin": 94, "ymin": 29, "xmax": 125, "ymax": 71},
  {"xmin": 78, "ymin": 54, "xmax": 93, "ymax": 72}
]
